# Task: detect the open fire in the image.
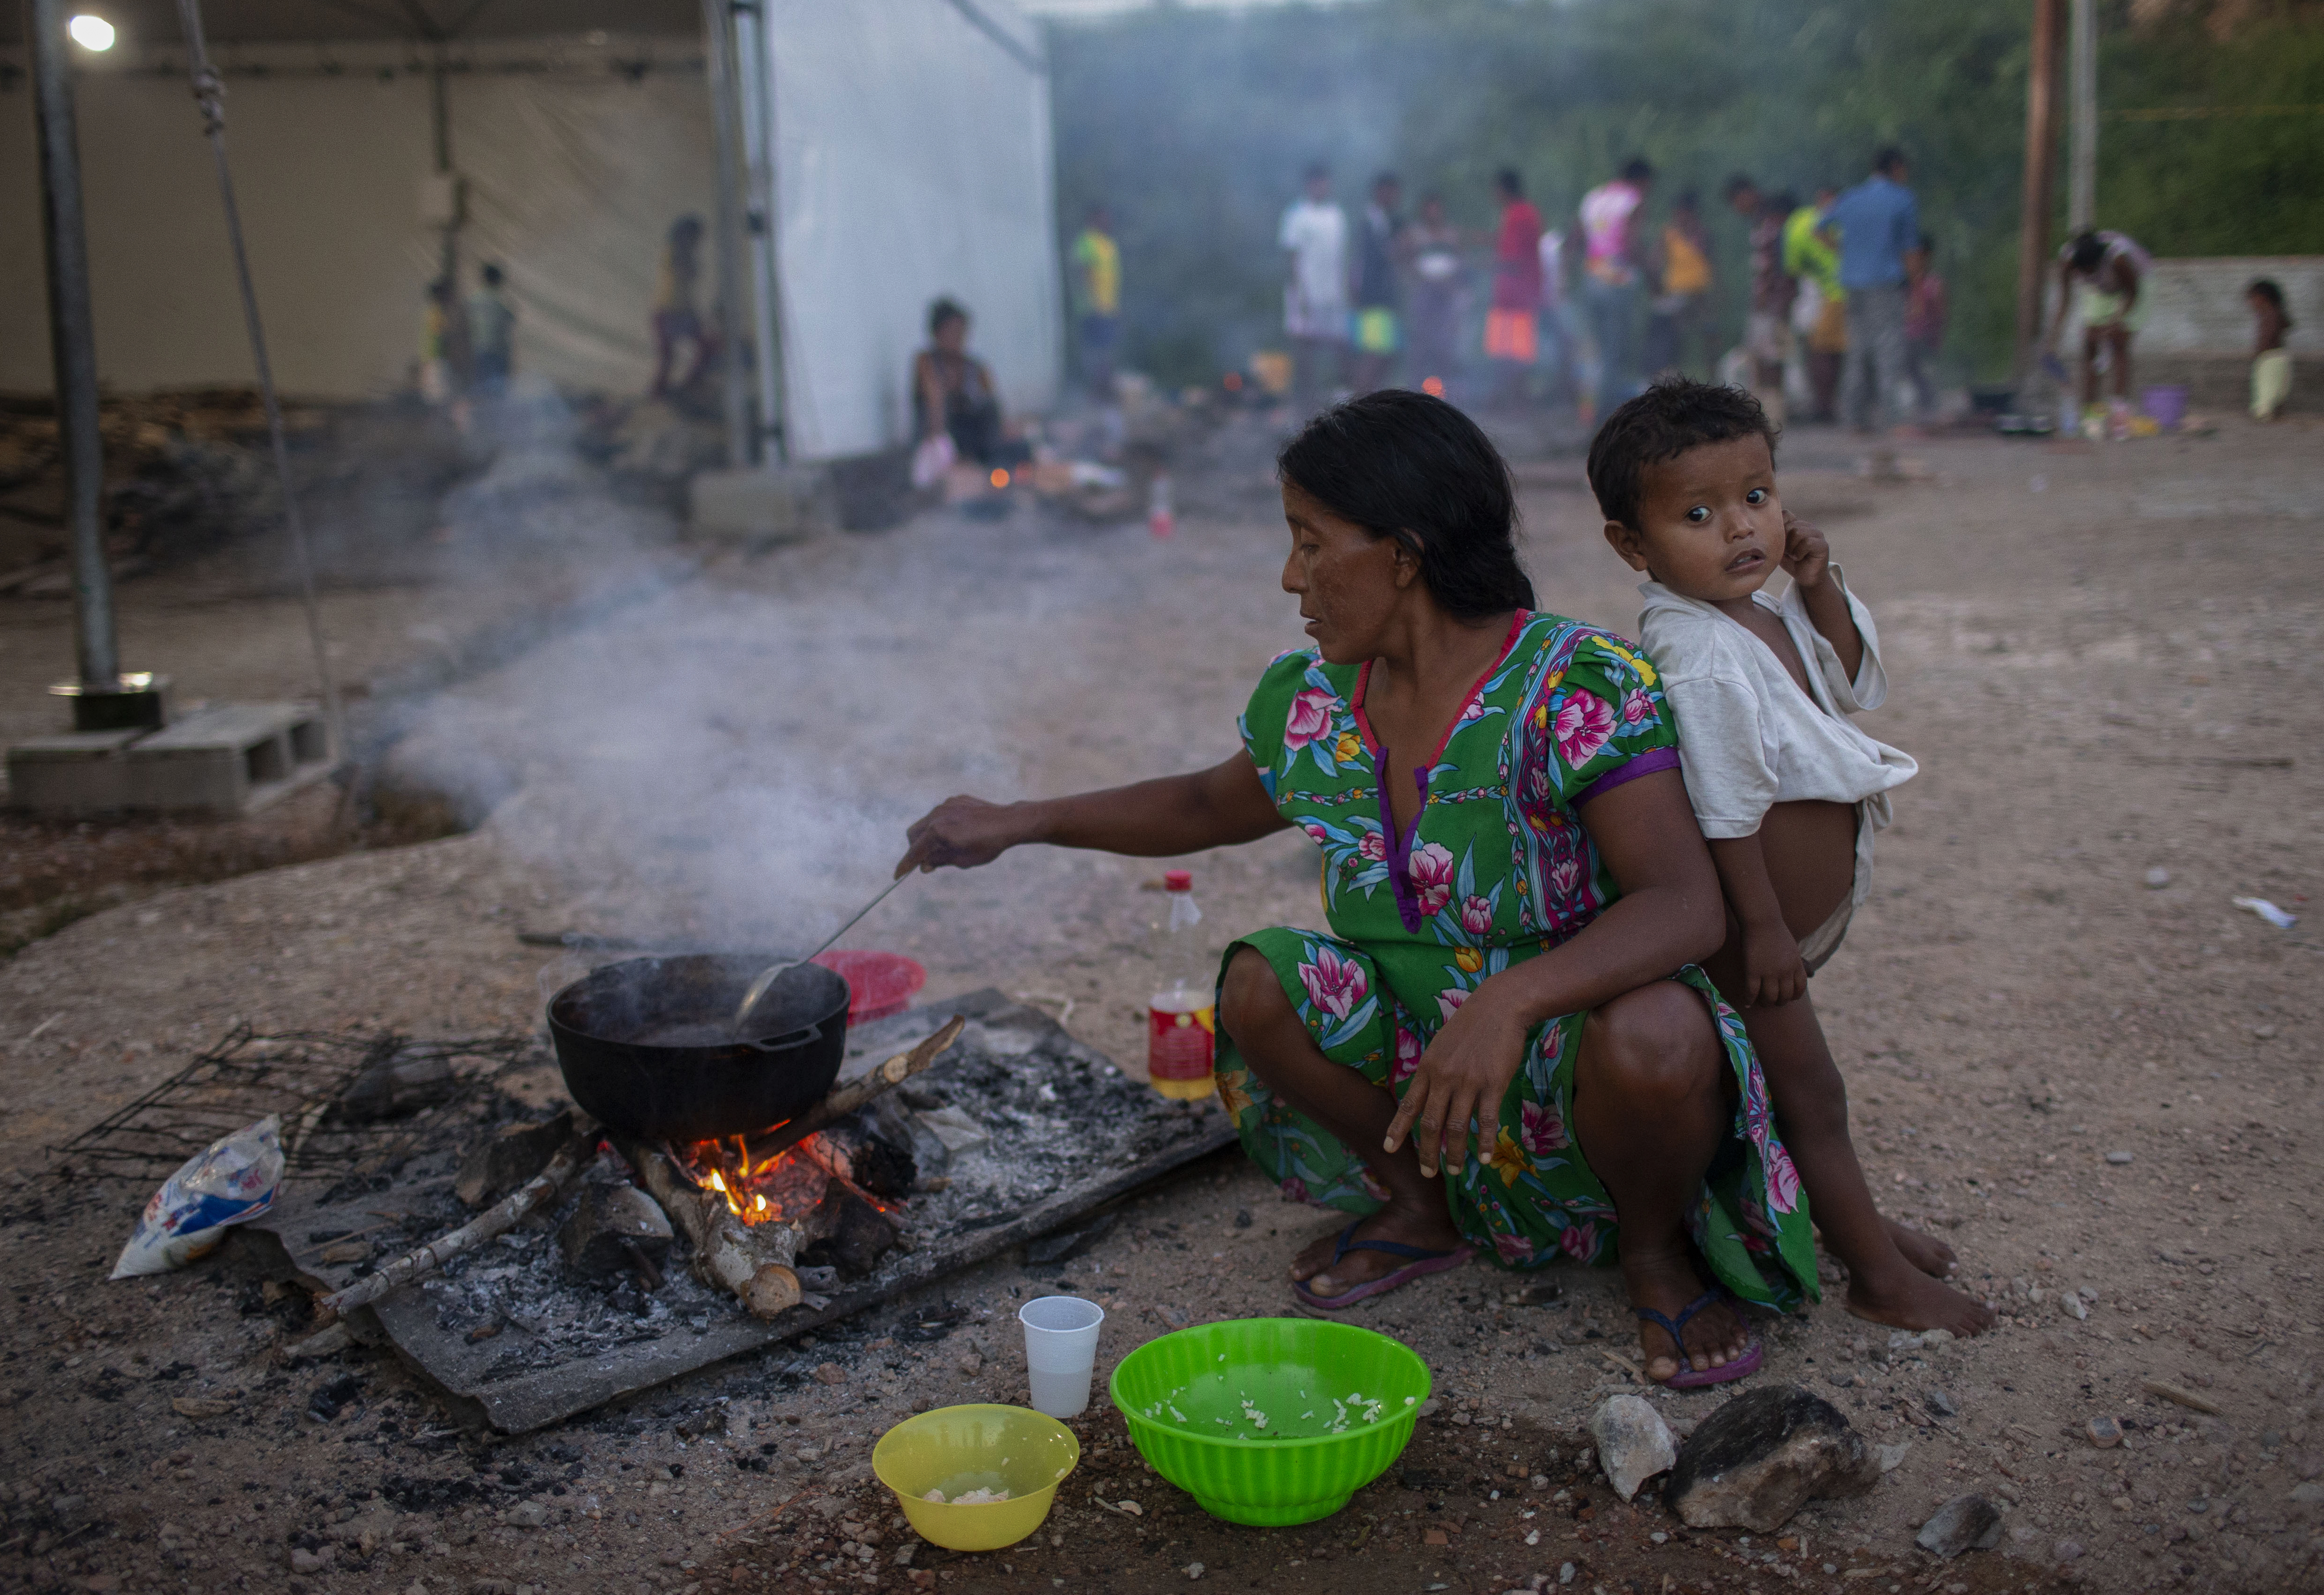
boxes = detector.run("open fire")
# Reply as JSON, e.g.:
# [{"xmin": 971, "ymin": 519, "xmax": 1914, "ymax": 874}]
[{"xmin": 670, "ymin": 1134, "xmax": 832, "ymax": 1226}]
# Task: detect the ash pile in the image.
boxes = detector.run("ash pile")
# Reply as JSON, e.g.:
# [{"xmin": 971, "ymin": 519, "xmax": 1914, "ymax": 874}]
[{"xmin": 249, "ymin": 990, "xmax": 1231, "ymax": 1432}]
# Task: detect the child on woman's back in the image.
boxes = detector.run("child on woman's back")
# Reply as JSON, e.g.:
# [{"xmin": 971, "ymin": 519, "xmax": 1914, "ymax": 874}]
[{"xmin": 1588, "ymin": 378, "xmax": 1993, "ymax": 1336}]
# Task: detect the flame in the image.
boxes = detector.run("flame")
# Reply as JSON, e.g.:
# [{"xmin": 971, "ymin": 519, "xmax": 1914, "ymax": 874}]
[{"xmin": 671, "ymin": 1132, "xmax": 820, "ymax": 1225}]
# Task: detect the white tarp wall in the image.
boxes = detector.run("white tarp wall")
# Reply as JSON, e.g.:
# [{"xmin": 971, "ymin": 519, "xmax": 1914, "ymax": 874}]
[
  {"xmin": 1, "ymin": 7, "xmax": 1063, "ymax": 454},
  {"xmin": 761, "ymin": 0, "xmax": 1062, "ymax": 459},
  {"xmin": 2135, "ymin": 258, "xmax": 2322, "ymax": 357},
  {"xmin": 0, "ymin": 39, "xmax": 715, "ymax": 399}
]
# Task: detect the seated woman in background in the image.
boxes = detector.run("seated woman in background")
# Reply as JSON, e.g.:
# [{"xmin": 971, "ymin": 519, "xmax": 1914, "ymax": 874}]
[{"xmin": 913, "ymin": 299, "xmax": 1032, "ymax": 472}]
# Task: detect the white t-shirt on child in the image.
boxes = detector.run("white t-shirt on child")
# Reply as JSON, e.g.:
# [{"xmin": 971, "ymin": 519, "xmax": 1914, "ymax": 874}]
[{"xmin": 1636, "ymin": 567, "xmax": 1916, "ymax": 911}]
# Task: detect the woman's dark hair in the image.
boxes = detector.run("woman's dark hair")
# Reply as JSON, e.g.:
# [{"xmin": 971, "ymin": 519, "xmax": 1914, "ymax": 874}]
[
  {"xmin": 1496, "ymin": 167, "xmax": 1524, "ymax": 198},
  {"xmin": 2249, "ymin": 278, "xmax": 2291, "ymax": 324},
  {"xmin": 928, "ymin": 297, "xmax": 968, "ymax": 337},
  {"xmin": 2068, "ymin": 231, "xmax": 2108, "ymax": 274},
  {"xmin": 1277, "ymin": 390, "xmax": 1535, "ymax": 621},
  {"xmin": 1587, "ymin": 377, "xmax": 1779, "ymax": 532},
  {"xmin": 1620, "ymin": 157, "xmax": 1656, "ymax": 184}
]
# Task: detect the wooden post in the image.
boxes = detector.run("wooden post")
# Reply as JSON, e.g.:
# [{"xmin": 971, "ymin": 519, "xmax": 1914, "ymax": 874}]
[{"xmin": 2014, "ymin": 0, "xmax": 2065, "ymax": 387}]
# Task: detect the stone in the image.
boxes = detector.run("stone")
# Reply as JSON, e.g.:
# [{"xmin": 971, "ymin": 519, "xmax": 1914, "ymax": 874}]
[
  {"xmin": 455, "ymin": 1112, "xmax": 575, "ymax": 1208},
  {"xmin": 556, "ymin": 1183, "xmax": 674, "ymax": 1279},
  {"xmin": 957, "ymin": 1351, "xmax": 984, "ymax": 1376},
  {"xmin": 290, "ymin": 1548, "xmax": 332, "ymax": 1573},
  {"xmin": 1876, "ymin": 1443, "xmax": 1911, "ymax": 1473},
  {"xmin": 2087, "ymin": 1416, "xmax": 2123, "ymax": 1449},
  {"xmin": 504, "ymin": 1500, "xmax": 549, "ymax": 1529},
  {"xmin": 1916, "ymin": 1494, "xmax": 2003, "ymax": 1558},
  {"xmin": 1587, "ymin": 1394, "xmax": 1677, "ymax": 1502},
  {"xmin": 2053, "ymin": 1538, "xmax": 2085, "ymax": 1562},
  {"xmin": 813, "ymin": 1363, "xmax": 848, "ymax": 1385},
  {"xmin": 1926, "ymin": 1389, "xmax": 1958, "ymax": 1418},
  {"xmin": 2105, "ymin": 1151, "xmax": 2134, "ymax": 1166},
  {"xmin": 2289, "ymin": 1483, "xmax": 2324, "ymax": 1507},
  {"xmin": 1668, "ymin": 1385, "xmax": 1881, "ymax": 1532},
  {"xmin": 1182, "ymin": 1561, "xmax": 1205, "ymax": 1579},
  {"xmin": 2145, "ymin": 867, "xmax": 2171, "ymax": 888}
]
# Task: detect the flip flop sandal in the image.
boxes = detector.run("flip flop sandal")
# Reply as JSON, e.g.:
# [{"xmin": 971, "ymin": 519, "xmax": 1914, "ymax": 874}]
[
  {"xmin": 1633, "ymin": 1289, "xmax": 1765, "ymax": 1389},
  {"xmin": 1290, "ymin": 1222, "xmax": 1475, "ymax": 1312}
]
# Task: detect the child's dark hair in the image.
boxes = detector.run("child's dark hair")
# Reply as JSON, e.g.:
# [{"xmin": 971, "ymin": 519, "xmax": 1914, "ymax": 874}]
[
  {"xmin": 1586, "ymin": 378, "xmax": 1780, "ymax": 532},
  {"xmin": 2249, "ymin": 278, "xmax": 2292, "ymax": 325},
  {"xmin": 928, "ymin": 297, "xmax": 968, "ymax": 336},
  {"xmin": 1277, "ymin": 390, "xmax": 1536, "ymax": 621}
]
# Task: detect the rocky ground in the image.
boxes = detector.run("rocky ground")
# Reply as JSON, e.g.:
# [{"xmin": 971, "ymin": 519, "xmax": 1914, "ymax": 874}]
[{"xmin": 0, "ymin": 405, "xmax": 2320, "ymax": 1595}]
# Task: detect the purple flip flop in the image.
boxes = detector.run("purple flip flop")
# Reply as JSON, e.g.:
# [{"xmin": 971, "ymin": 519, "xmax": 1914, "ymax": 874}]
[
  {"xmin": 1291, "ymin": 1222, "xmax": 1474, "ymax": 1312},
  {"xmin": 1635, "ymin": 1290, "xmax": 1765, "ymax": 1388}
]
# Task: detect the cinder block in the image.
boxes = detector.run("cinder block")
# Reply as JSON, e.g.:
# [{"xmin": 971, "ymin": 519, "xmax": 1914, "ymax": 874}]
[
  {"xmin": 5, "ymin": 729, "xmax": 145, "ymax": 814},
  {"xmin": 124, "ymin": 702, "xmax": 334, "ymax": 816},
  {"xmin": 688, "ymin": 465, "xmax": 838, "ymax": 544}
]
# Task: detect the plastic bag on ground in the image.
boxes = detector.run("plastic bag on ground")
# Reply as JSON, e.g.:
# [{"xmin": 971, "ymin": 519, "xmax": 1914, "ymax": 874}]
[{"xmin": 110, "ymin": 1115, "xmax": 285, "ymax": 1279}]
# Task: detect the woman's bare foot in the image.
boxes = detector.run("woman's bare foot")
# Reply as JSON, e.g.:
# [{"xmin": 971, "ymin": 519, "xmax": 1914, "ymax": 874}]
[
  {"xmin": 1844, "ymin": 1261, "xmax": 1997, "ymax": 1338},
  {"xmin": 1622, "ymin": 1245, "xmax": 1753, "ymax": 1383},
  {"xmin": 1289, "ymin": 1202, "xmax": 1467, "ymax": 1301},
  {"xmin": 1885, "ymin": 1219, "xmax": 1957, "ymax": 1280}
]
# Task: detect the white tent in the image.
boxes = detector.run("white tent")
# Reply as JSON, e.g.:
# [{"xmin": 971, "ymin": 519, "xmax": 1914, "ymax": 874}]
[{"xmin": 0, "ymin": 0, "xmax": 1060, "ymax": 460}]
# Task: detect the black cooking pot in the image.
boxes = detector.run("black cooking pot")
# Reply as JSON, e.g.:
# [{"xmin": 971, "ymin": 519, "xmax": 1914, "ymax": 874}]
[{"xmin": 546, "ymin": 953, "xmax": 850, "ymax": 1142}]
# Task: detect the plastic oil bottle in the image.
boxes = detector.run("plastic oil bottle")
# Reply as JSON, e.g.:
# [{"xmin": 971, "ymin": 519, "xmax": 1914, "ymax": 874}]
[{"xmin": 1146, "ymin": 868, "xmax": 1215, "ymax": 1100}]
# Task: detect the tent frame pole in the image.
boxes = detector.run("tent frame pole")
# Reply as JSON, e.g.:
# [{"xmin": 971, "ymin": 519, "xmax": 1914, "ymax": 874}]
[
  {"xmin": 701, "ymin": 0, "xmax": 754, "ymax": 469},
  {"xmin": 30, "ymin": 0, "xmax": 118, "ymax": 694}
]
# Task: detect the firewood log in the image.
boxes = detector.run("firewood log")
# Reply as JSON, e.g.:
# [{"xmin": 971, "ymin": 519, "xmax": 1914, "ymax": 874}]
[{"xmin": 626, "ymin": 1140, "xmax": 804, "ymax": 1319}]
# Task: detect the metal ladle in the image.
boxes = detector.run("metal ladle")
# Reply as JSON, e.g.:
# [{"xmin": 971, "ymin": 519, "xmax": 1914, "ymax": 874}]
[{"xmin": 730, "ymin": 872, "xmax": 911, "ymax": 1036}]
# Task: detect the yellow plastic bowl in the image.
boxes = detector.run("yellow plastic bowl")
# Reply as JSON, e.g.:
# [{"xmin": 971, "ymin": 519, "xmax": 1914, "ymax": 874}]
[{"xmin": 871, "ymin": 1404, "xmax": 1080, "ymax": 1552}]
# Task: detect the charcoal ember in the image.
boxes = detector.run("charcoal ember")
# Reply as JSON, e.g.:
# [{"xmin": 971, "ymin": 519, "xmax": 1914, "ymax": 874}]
[
  {"xmin": 801, "ymin": 1182, "xmax": 897, "ymax": 1276},
  {"xmin": 455, "ymin": 1110, "xmax": 576, "ymax": 1208},
  {"xmin": 870, "ymin": 1095, "xmax": 952, "ymax": 1178},
  {"xmin": 556, "ymin": 1184, "xmax": 674, "ymax": 1280},
  {"xmin": 333, "ymin": 1047, "xmax": 457, "ymax": 1124},
  {"xmin": 805, "ymin": 1112, "xmax": 917, "ymax": 1200}
]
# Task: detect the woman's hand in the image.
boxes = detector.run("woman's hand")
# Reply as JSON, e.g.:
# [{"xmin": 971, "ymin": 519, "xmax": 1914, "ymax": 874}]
[
  {"xmin": 896, "ymin": 795, "xmax": 1038, "ymax": 877},
  {"xmin": 1738, "ymin": 918, "xmax": 1807, "ymax": 1008},
  {"xmin": 1778, "ymin": 511, "xmax": 1831, "ymax": 590},
  {"xmin": 1383, "ymin": 980, "xmax": 1533, "ymax": 1179}
]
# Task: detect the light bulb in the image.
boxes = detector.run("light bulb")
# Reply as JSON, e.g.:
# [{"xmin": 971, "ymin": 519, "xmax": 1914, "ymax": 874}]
[{"xmin": 68, "ymin": 13, "xmax": 116, "ymax": 50}]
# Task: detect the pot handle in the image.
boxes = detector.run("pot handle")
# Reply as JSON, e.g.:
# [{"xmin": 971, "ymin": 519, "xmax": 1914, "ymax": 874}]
[{"xmin": 749, "ymin": 1021, "xmax": 821, "ymax": 1053}]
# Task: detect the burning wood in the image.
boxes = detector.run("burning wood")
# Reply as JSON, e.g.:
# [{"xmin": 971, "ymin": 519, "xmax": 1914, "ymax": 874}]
[
  {"xmin": 314, "ymin": 1116, "xmax": 599, "ymax": 1321},
  {"xmin": 625, "ymin": 1139, "xmax": 806, "ymax": 1318}
]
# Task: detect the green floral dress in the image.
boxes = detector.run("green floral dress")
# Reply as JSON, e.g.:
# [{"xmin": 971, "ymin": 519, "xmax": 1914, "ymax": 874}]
[{"xmin": 1215, "ymin": 612, "xmax": 1816, "ymax": 1310}]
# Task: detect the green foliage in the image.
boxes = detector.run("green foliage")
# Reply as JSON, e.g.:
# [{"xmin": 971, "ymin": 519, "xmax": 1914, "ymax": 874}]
[{"xmin": 1049, "ymin": 0, "xmax": 2323, "ymax": 386}]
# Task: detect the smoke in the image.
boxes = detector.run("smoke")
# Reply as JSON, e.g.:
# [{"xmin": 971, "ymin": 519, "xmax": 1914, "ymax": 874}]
[{"xmin": 376, "ymin": 379, "xmax": 1215, "ymax": 962}]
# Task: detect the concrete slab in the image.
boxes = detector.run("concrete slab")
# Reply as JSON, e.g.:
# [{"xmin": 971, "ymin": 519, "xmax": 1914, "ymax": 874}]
[{"xmin": 687, "ymin": 465, "xmax": 838, "ymax": 544}]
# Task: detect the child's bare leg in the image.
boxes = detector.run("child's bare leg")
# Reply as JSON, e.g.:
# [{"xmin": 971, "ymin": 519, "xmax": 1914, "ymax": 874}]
[
  {"xmin": 1738, "ymin": 995, "xmax": 1994, "ymax": 1337},
  {"xmin": 1709, "ymin": 800, "xmax": 1993, "ymax": 1336}
]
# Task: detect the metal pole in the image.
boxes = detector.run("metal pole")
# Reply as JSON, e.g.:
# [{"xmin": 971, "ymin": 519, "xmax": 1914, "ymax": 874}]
[
  {"xmin": 701, "ymin": 0, "xmax": 754, "ymax": 469},
  {"xmin": 29, "ymin": 0, "xmax": 118, "ymax": 690},
  {"xmin": 2015, "ymin": 0, "xmax": 2064, "ymax": 385},
  {"xmin": 2068, "ymin": 0, "xmax": 2097, "ymax": 233},
  {"xmin": 732, "ymin": 0, "xmax": 787, "ymax": 464},
  {"xmin": 173, "ymin": 0, "xmax": 346, "ymax": 756}
]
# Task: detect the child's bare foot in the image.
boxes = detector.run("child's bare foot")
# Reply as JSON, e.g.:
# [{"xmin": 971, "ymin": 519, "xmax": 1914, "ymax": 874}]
[
  {"xmin": 1288, "ymin": 1202, "xmax": 1466, "ymax": 1301},
  {"xmin": 1844, "ymin": 1263, "xmax": 1997, "ymax": 1338},
  {"xmin": 1884, "ymin": 1219, "xmax": 1958, "ymax": 1280},
  {"xmin": 1622, "ymin": 1246, "xmax": 1754, "ymax": 1383}
]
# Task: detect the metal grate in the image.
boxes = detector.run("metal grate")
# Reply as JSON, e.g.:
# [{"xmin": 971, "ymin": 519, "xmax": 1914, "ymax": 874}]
[{"xmin": 56, "ymin": 1024, "xmax": 543, "ymax": 1180}]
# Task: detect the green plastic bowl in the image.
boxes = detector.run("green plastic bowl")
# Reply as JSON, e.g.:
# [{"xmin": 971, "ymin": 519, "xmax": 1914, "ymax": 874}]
[{"xmin": 1109, "ymin": 1318, "xmax": 1430, "ymax": 1526}]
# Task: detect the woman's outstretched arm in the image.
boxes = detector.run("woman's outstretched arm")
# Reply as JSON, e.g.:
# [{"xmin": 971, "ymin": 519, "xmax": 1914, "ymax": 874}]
[{"xmin": 895, "ymin": 752, "xmax": 1289, "ymax": 876}]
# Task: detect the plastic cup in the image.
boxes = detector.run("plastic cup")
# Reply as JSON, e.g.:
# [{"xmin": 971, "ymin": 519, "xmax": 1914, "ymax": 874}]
[{"xmin": 1018, "ymin": 1295, "xmax": 1105, "ymax": 1419}]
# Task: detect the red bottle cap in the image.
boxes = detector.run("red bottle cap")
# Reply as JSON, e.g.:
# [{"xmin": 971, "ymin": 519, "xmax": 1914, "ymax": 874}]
[{"xmin": 1163, "ymin": 869, "xmax": 1192, "ymax": 892}]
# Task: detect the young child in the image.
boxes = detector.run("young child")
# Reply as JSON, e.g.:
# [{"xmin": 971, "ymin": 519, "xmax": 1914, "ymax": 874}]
[
  {"xmin": 2249, "ymin": 278, "xmax": 2294, "ymax": 422},
  {"xmin": 1588, "ymin": 377, "xmax": 1994, "ymax": 1336},
  {"xmin": 1903, "ymin": 234, "xmax": 1947, "ymax": 421}
]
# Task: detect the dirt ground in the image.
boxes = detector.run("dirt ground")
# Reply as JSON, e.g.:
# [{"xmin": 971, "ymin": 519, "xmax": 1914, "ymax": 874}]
[{"xmin": 1, "ymin": 406, "xmax": 2320, "ymax": 1595}]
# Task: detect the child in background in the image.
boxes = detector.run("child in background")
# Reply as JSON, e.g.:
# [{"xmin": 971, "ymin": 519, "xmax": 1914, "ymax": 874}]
[
  {"xmin": 2249, "ymin": 279, "xmax": 2294, "ymax": 422},
  {"xmin": 1590, "ymin": 378, "xmax": 1995, "ymax": 1337},
  {"xmin": 1903, "ymin": 234, "xmax": 1947, "ymax": 421}
]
